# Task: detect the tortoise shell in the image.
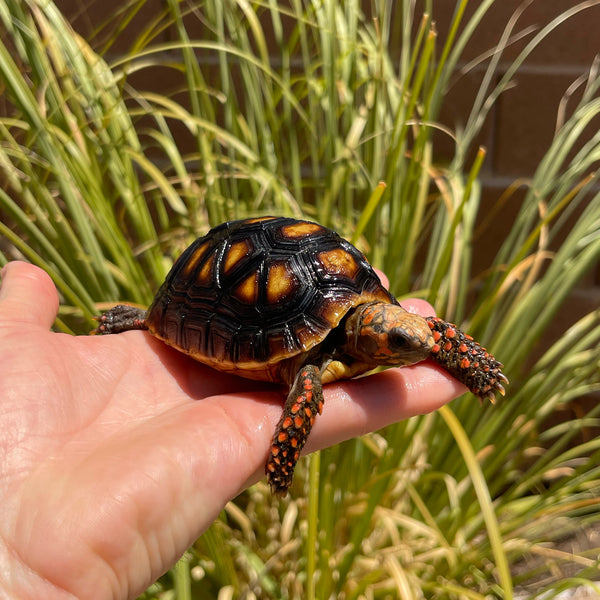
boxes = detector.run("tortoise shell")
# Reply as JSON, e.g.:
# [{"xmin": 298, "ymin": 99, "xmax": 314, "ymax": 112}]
[{"xmin": 145, "ymin": 216, "xmax": 394, "ymax": 382}]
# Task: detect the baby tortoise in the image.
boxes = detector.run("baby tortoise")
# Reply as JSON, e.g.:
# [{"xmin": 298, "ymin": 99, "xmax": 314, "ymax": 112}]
[{"xmin": 96, "ymin": 216, "xmax": 507, "ymax": 495}]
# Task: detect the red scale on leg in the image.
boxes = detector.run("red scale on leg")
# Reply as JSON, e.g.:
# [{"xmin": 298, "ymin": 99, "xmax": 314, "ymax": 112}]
[
  {"xmin": 266, "ymin": 364, "xmax": 325, "ymax": 496},
  {"xmin": 426, "ymin": 316, "xmax": 508, "ymax": 403}
]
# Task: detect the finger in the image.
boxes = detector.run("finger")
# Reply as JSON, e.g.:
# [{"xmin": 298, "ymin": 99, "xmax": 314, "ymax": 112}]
[
  {"xmin": 372, "ymin": 269, "xmax": 435, "ymax": 317},
  {"xmin": 235, "ymin": 362, "xmax": 467, "ymax": 491},
  {"xmin": 374, "ymin": 268, "xmax": 389, "ymax": 288},
  {"xmin": 0, "ymin": 261, "xmax": 60, "ymax": 329},
  {"xmin": 401, "ymin": 297, "xmax": 436, "ymax": 317},
  {"xmin": 310, "ymin": 362, "xmax": 467, "ymax": 450}
]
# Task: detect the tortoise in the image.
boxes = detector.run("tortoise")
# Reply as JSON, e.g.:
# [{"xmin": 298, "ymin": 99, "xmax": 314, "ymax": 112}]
[{"xmin": 96, "ymin": 216, "xmax": 507, "ymax": 496}]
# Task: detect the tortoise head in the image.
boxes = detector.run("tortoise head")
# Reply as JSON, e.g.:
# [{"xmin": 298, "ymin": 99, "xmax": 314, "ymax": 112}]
[{"xmin": 344, "ymin": 301, "xmax": 434, "ymax": 367}]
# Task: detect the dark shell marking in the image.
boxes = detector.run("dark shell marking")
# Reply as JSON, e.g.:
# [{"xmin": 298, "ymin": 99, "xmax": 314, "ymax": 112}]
[{"xmin": 95, "ymin": 216, "xmax": 508, "ymax": 496}]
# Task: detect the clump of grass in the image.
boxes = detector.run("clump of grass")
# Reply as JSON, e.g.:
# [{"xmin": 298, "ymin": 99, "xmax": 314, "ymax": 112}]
[{"xmin": 1, "ymin": 0, "xmax": 599, "ymax": 598}]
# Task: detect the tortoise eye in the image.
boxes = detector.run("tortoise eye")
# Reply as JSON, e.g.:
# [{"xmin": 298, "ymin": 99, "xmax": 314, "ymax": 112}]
[{"xmin": 389, "ymin": 328, "xmax": 410, "ymax": 348}]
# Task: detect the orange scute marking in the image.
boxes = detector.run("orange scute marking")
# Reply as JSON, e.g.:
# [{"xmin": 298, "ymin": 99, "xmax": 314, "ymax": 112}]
[
  {"xmin": 282, "ymin": 222, "xmax": 324, "ymax": 238},
  {"xmin": 317, "ymin": 248, "xmax": 359, "ymax": 278},
  {"xmin": 282, "ymin": 416, "xmax": 293, "ymax": 429},
  {"xmin": 233, "ymin": 272, "xmax": 258, "ymax": 304},
  {"xmin": 278, "ymin": 432, "xmax": 288, "ymax": 442},
  {"xmin": 245, "ymin": 216, "xmax": 277, "ymax": 224},
  {"xmin": 182, "ymin": 241, "xmax": 210, "ymax": 277},
  {"xmin": 197, "ymin": 252, "xmax": 215, "ymax": 285},
  {"xmin": 267, "ymin": 261, "xmax": 298, "ymax": 304},
  {"xmin": 224, "ymin": 240, "xmax": 252, "ymax": 273},
  {"xmin": 294, "ymin": 416, "xmax": 304, "ymax": 428}
]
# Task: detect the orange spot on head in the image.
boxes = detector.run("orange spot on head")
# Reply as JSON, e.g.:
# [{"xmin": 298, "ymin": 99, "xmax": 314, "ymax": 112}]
[
  {"xmin": 444, "ymin": 341, "xmax": 453, "ymax": 351},
  {"xmin": 362, "ymin": 306, "xmax": 375, "ymax": 325},
  {"xmin": 446, "ymin": 328, "xmax": 456, "ymax": 338},
  {"xmin": 458, "ymin": 343, "xmax": 468, "ymax": 353}
]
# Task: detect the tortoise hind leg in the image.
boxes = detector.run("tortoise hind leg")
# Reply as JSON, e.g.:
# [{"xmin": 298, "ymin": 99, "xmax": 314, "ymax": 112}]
[
  {"xmin": 94, "ymin": 305, "xmax": 148, "ymax": 335},
  {"xmin": 266, "ymin": 364, "xmax": 324, "ymax": 496}
]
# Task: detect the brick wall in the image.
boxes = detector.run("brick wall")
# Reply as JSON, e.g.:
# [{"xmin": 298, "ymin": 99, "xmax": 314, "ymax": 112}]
[
  {"xmin": 433, "ymin": 1, "xmax": 600, "ymax": 340},
  {"xmin": 56, "ymin": 0, "xmax": 600, "ymax": 322}
]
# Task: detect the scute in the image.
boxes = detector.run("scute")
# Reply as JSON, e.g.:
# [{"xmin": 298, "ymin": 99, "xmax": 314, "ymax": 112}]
[{"xmin": 145, "ymin": 216, "xmax": 394, "ymax": 381}]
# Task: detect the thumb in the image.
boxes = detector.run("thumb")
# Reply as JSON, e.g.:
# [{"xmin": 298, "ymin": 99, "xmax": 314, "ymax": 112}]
[{"xmin": 0, "ymin": 261, "xmax": 60, "ymax": 329}]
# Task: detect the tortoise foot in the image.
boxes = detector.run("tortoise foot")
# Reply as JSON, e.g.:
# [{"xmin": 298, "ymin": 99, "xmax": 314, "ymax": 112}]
[
  {"xmin": 93, "ymin": 305, "xmax": 148, "ymax": 335},
  {"xmin": 426, "ymin": 317, "xmax": 508, "ymax": 403}
]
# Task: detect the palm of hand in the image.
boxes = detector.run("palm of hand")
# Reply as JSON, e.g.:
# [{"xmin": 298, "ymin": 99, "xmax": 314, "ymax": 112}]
[{"xmin": 0, "ymin": 261, "xmax": 464, "ymax": 599}]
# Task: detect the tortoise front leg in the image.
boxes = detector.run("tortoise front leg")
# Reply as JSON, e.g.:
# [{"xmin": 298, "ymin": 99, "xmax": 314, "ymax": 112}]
[
  {"xmin": 266, "ymin": 364, "xmax": 324, "ymax": 496},
  {"xmin": 426, "ymin": 316, "xmax": 508, "ymax": 402}
]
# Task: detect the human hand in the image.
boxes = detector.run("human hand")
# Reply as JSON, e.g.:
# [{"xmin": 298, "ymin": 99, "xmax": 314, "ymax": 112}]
[{"xmin": 0, "ymin": 261, "xmax": 465, "ymax": 599}]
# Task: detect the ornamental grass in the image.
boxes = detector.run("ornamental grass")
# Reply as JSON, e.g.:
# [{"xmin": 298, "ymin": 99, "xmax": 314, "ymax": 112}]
[{"xmin": 1, "ymin": 0, "xmax": 599, "ymax": 597}]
